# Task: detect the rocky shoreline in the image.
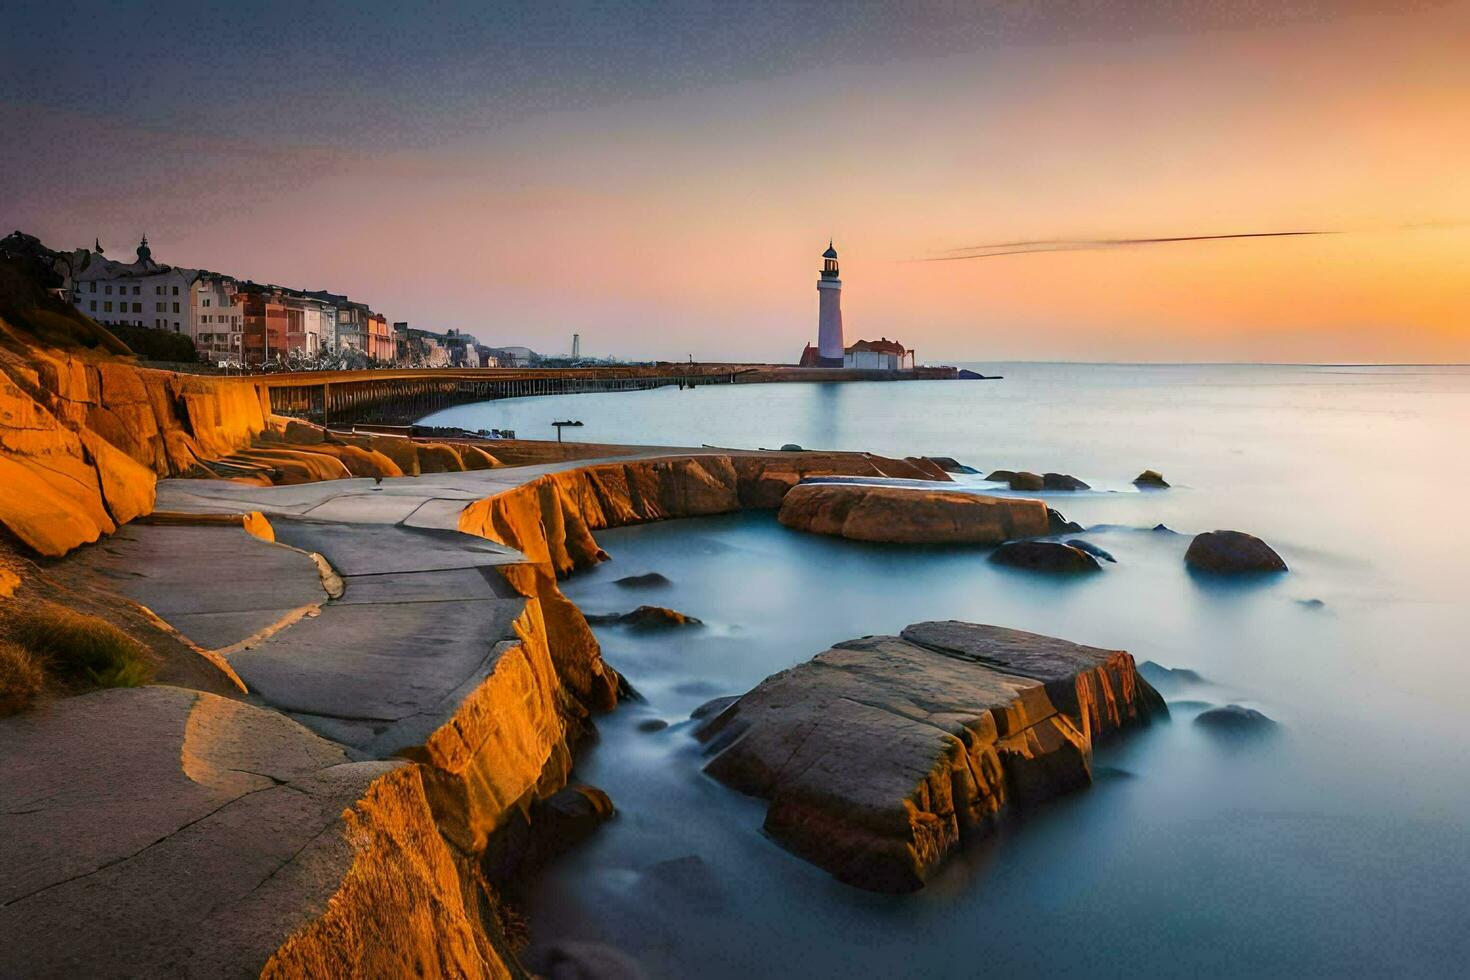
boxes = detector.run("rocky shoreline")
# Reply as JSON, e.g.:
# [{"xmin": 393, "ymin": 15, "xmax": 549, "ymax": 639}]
[{"xmin": 0, "ymin": 280, "xmax": 1278, "ymax": 975}]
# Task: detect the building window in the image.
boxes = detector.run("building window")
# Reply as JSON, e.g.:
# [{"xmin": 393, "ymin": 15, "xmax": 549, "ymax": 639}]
[
  {"xmin": 131, "ymin": 285, "xmax": 139, "ymax": 295},
  {"xmin": 89, "ymin": 281, "xmax": 96, "ymax": 293},
  {"xmin": 172, "ymin": 286, "xmax": 179, "ymax": 295},
  {"xmin": 202, "ymin": 297, "xmax": 211, "ymax": 307},
  {"xmin": 133, "ymin": 303, "xmax": 141, "ymax": 313},
  {"xmin": 105, "ymin": 284, "xmax": 112, "ymax": 295},
  {"xmin": 155, "ymin": 285, "xmax": 162, "ymax": 295},
  {"xmin": 104, "ymin": 302, "xmax": 112, "ymax": 312},
  {"xmin": 89, "ymin": 300, "xmax": 96, "ymax": 311}
]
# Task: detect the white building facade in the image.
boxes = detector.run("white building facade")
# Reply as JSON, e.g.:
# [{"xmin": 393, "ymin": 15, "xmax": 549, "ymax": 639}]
[
  {"xmin": 70, "ymin": 237, "xmax": 196, "ymax": 333},
  {"xmin": 190, "ymin": 273, "xmax": 243, "ymax": 364}
]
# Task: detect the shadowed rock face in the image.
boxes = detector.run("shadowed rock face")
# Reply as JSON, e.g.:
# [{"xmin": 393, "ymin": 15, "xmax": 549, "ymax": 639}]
[
  {"xmin": 1195, "ymin": 704, "xmax": 1278, "ymax": 735},
  {"xmin": 777, "ymin": 483, "xmax": 1049, "ymax": 545},
  {"xmin": 697, "ymin": 621, "xmax": 1165, "ymax": 893},
  {"xmin": 1043, "ymin": 473, "xmax": 1091, "ymax": 491},
  {"xmin": 991, "ymin": 540, "xmax": 1102, "ymax": 573},
  {"xmin": 1185, "ymin": 530, "xmax": 1288, "ymax": 573},
  {"xmin": 585, "ymin": 605, "xmax": 702, "ymax": 629}
]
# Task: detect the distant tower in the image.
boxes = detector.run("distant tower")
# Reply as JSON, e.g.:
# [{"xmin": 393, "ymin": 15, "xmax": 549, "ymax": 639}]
[
  {"xmin": 816, "ymin": 241, "xmax": 844, "ymax": 367},
  {"xmin": 135, "ymin": 234, "xmax": 152, "ymax": 264},
  {"xmin": 572, "ymin": 332, "xmax": 581, "ymax": 358}
]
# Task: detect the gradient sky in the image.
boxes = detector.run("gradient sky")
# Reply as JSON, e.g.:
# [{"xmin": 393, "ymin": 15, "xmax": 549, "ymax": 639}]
[{"xmin": 3, "ymin": 1, "xmax": 1467, "ymax": 362}]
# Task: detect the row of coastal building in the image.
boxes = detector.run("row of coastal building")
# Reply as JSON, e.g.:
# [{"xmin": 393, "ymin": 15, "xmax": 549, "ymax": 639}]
[{"xmin": 17, "ymin": 232, "xmax": 534, "ymax": 368}]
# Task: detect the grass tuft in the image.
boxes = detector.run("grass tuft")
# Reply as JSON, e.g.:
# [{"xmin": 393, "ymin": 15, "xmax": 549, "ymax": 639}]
[
  {"xmin": 0, "ymin": 640, "xmax": 45, "ymax": 716},
  {"xmin": 2, "ymin": 601, "xmax": 155, "ymax": 689}
]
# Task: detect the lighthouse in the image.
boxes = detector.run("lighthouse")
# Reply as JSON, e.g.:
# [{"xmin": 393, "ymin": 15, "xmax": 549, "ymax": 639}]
[{"xmin": 816, "ymin": 241, "xmax": 845, "ymax": 367}]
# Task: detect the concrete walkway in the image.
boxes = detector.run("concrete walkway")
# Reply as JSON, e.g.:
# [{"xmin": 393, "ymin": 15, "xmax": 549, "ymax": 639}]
[{"xmin": 154, "ymin": 451, "xmax": 710, "ymax": 530}]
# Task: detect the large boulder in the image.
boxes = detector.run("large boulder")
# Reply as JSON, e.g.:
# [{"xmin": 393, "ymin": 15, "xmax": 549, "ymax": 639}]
[
  {"xmin": 991, "ymin": 540, "xmax": 1101, "ymax": 574},
  {"xmin": 697, "ymin": 621, "xmax": 1164, "ymax": 892},
  {"xmin": 1008, "ymin": 471, "xmax": 1045, "ymax": 491},
  {"xmin": 1185, "ymin": 530, "xmax": 1287, "ymax": 574},
  {"xmin": 778, "ymin": 482, "xmax": 1049, "ymax": 545}
]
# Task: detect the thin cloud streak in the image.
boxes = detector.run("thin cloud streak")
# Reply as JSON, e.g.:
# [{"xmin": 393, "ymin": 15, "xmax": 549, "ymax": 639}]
[{"xmin": 925, "ymin": 230, "xmax": 1334, "ymax": 261}]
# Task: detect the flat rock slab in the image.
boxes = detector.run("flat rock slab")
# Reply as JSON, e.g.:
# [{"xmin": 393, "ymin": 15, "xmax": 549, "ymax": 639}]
[
  {"xmin": 230, "ymin": 592, "xmax": 527, "ymax": 749},
  {"xmin": 777, "ymin": 482, "xmax": 1049, "ymax": 545},
  {"xmin": 0, "ymin": 686, "xmax": 427, "ymax": 977},
  {"xmin": 64, "ymin": 523, "xmax": 328, "ymax": 650},
  {"xmin": 698, "ymin": 621, "xmax": 1165, "ymax": 892},
  {"xmin": 270, "ymin": 520, "xmax": 523, "ymax": 576}
]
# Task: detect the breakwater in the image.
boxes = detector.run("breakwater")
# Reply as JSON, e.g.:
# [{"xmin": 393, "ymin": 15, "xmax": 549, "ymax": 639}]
[{"xmin": 262, "ymin": 363, "xmax": 962, "ymax": 428}]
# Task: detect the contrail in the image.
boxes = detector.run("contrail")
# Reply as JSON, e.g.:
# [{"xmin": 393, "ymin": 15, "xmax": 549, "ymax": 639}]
[{"xmin": 925, "ymin": 230, "xmax": 1333, "ymax": 261}]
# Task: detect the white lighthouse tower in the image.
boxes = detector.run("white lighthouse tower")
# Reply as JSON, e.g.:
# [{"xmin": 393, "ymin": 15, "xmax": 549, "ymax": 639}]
[{"xmin": 816, "ymin": 241, "xmax": 845, "ymax": 367}]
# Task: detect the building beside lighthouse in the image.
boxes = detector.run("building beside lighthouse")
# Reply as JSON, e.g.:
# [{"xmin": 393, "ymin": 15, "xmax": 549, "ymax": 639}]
[{"xmin": 798, "ymin": 240, "xmax": 916, "ymax": 370}]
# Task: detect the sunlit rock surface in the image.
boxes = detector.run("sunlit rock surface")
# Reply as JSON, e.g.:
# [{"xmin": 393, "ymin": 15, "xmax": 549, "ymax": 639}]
[
  {"xmin": 0, "ymin": 687, "xmax": 513, "ymax": 978},
  {"xmin": 697, "ymin": 621, "xmax": 1165, "ymax": 892},
  {"xmin": 776, "ymin": 482, "xmax": 1049, "ymax": 544}
]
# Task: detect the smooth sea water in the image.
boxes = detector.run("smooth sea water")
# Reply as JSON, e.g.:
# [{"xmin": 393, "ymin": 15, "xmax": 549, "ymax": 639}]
[{"xmin": 425, "ymin": 364, "xmax": 1470, "ymax": 977}]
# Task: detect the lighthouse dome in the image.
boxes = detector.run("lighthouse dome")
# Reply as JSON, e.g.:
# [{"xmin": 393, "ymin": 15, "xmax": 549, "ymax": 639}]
[{"xmin": 822, "ymin": 243, "xmax": 838, "ymax": 259}]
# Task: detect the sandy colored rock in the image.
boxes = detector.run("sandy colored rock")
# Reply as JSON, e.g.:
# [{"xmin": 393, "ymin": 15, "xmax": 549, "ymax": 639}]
[
  {"xmin": 418, "ymin": 441, "xmax": 469, "ymax": 473},
  {"xmin": 697, "ymin": 621, "xmax": 1164, "ymax": 892},
  {"xmin": 1185, "ymin": 529, "xmax": 1288, "ymax": 573},
  {"xmin": 459, "ymin": 443, "xmax": 503, "ymax": 469},
  {"xmin": 777, "ymin": 482, "xmax": 1049, "ymax": 545},
  {"xmin": 0, "ymin": 686, "xmax": 512, "ymax": 978}
]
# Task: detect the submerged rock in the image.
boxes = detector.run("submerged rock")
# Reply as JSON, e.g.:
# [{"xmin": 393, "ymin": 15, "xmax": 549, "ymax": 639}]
[
  {"xmin": 1065, "ymin": 539, "xmax": 1116, "ymax": 562},
  {"xmin": 697, "ymin": 621, "xmax": 1165, "ymax": 892},
  {"xmin": 587, "ymin": 606, "xmax": 701, "ymax": 629},
  {"xmin": 778, "ymin": 482, "xmax": 1049, "ymax": 545},
  {"xmin": 984, "ymin": 469, "xmax": 1017, "ymax": 482},
  {"xmin": 635, "ymin": 854, "xmax": 727, "ymax": 913},
  {"xmin": 613, "ymin": 572, "xmax": 672, "ymax": 589},
  {"xmin": 779, "ymin": 443, "xmax": 804, "ymax": 452},
  {"xmin": 991, "ymin": 540, "xmax": 1101, "ymax": 574},
  {"xmin": 690, "ymin": 695, "xmax": 740, "ymax": 720},
  {"xmin": 1185, "ymin": 530, "xmax": 1288, "ymax": 574},
  {"xmin": 636, "ymin": 718, "xmax": 670, "ymax": 733},
  {"xmin": 1195, "ymin": 704, "xmax": 1278, "ymax": 735},
  {"xmin": 1296, "ymin": 597, "xmax": 1327, "ymax": 610},
  {"xmin": 1043, "ymin": 473, "xmax": 1091, "ymax": 491},
  {"xmin": 1134, "ymin": 469, "xmax": 1170, "ymax": 488},
  {"xmin": 542, "ymin": 941, "xmax": 647, "ymax": 980},
  {"xmin": 1138, "ymin": 661, "xmax": 1207, "ymax": 693}
]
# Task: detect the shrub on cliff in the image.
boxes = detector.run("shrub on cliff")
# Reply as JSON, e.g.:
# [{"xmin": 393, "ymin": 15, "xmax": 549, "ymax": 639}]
[
  {"xmin": 2, "ymin": 601, "xmax": 154, "ymax": 688},
  {"xmin": 0, "ymin": 640, "xmax": 44, "ymax": 715},
  {"xmin": 108, "ymin": 323, "xmax": 200, "ymax": 363}
]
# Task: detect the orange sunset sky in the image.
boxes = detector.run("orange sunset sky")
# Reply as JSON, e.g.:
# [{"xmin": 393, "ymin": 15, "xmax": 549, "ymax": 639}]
[{"xmin": 2, "ymin": 1, "xmax": 1467, "ymax": 362}]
